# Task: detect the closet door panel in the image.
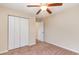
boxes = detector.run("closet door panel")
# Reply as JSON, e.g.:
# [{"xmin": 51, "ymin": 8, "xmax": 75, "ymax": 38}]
[
  {"xmin": 9, "ymin": 16, "xmax": 15, "ymax": 50},
  {"xmin": 20, "ymin": 18, "xmax": 28, "ymax": 47},
  {"xmin": 9, "ymin": 16, "xmax": 29, "ymax": 50},
  {"xmin": 14, "ymin": 17, "xmax": 20, "ymax": 48}
]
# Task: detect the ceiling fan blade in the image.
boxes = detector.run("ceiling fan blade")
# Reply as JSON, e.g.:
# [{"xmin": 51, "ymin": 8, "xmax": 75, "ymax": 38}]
[
  {"xmin": 46, "ymin": 8, "xmax": 52, "ymax": 14},
  {"xmin": 48, "ymin": 3, "xmax": 63, "ymax": 6},
  {"xmin": 36, "ymin": 9, "xmax": 41, "ymax": 15},
  {"xmin": 27, "ymin": 5, "xmax": 40, "ymax": 7}
]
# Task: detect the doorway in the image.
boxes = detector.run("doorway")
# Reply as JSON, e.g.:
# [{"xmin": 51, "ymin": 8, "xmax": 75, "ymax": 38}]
[{"xmin": 36, "ymin": 21, "xmax": 45, "ymax": 42}]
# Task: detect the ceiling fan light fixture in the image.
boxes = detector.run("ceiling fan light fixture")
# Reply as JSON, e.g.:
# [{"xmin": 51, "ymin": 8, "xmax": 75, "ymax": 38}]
[{"xmin": 40, "ymin": 6, "xmax": 47, "ymax": 10}]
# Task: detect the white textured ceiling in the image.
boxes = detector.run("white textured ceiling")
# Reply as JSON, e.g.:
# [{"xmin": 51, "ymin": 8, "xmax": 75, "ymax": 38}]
[{"xmin": 0, "ymin": 3, "xmax": 78, "ymax": 18}]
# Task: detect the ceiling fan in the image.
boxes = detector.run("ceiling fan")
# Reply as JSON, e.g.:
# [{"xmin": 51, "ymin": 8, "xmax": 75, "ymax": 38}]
[{"xmin": 27, "ymin": 3, "xmax": 63, "ymax": 15}]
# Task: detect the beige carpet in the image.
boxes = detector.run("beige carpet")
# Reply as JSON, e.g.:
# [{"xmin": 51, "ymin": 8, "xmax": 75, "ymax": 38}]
[{"xmin": 1, "ymin": 41, "xmax": 78, "ymax": 55}]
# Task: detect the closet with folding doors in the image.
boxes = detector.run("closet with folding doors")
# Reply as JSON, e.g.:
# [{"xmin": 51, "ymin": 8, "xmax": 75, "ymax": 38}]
[{"xmin": 9, "ymin": 16, "xmax": 29, "ymax": 50}]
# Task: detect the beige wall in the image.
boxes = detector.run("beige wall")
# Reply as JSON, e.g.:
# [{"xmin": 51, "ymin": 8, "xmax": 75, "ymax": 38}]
[
  {"xmin": 45, "ymin": 4, "xmax": 79, "ymax": 53},
  {"xmin": 0, "ymin": 6, "xmax": 36, "ymax": 53}
]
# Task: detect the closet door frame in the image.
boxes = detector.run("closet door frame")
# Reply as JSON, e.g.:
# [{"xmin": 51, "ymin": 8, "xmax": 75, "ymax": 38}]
[{"xmin": 7, "ymin": 15, "xmax": 29, "ymax": 50}]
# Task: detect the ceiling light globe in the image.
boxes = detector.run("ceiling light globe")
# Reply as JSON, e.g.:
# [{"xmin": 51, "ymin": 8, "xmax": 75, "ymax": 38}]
[{"xmin": 41, "ymin": 6, "xmax": 47, "ymax": 10}]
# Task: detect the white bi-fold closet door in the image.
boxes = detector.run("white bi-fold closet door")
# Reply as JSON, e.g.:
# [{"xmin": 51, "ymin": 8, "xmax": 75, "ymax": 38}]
[{"xmin": 9, "ymin": 16, "xmax": 29, "ymax": 50}]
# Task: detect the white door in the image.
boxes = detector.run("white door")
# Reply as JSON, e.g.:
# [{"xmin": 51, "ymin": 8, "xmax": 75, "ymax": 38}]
[
  {"xmin": 9, "ymin": 16, "xmax": 15, "ymax": 50},
  {"xmin": 20, "ymin": 18, "xmax": 28, "ymax": 47},
  {"xmin": 38, "ymin": 22, "xmax": 44, "ymax": 41},
  {"xmin": 14, "ymin": 17, "xmax": 20, "ymax": 48},
  {"xmin": 9, "ymin": 16, "xmax": 29, "ymax": 50}
]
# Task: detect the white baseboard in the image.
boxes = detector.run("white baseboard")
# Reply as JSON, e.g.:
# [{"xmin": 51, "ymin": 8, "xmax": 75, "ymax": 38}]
[
  {"xmin": 46, "ymin": 41, "xmax": 79, "ymax": 54},
  {"xmin": 0, "ymin": 50, "xmax": 8, "ymax": 54}
]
